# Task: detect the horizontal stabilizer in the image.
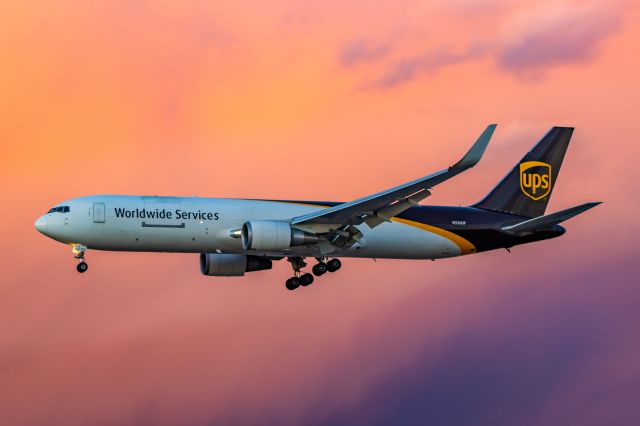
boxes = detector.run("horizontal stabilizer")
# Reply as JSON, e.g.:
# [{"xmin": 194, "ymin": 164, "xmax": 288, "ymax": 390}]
[{"xmin": 501, "ymin": 202, "xmax": 601, "ymax": 235}]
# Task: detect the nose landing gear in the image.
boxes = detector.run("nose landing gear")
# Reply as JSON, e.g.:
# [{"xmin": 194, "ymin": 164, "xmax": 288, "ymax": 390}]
[{"xmin": 72, "ymin": 244, "xmax": 88, "ymax": 273}]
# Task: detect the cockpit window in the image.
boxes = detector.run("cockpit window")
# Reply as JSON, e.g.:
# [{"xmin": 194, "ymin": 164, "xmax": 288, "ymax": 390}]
[{"xmin": 47, "ymin": 206, "xmax": 70, "ymax": 213}]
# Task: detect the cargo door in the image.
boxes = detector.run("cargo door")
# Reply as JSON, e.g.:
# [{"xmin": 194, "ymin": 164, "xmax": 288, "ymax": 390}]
[{"xmin": 93, "ymin": 202, "xmax": 105, "ymax": 223}]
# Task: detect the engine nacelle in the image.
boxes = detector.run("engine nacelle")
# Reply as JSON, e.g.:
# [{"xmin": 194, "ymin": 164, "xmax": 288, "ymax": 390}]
[
  {"xmin": 200, "ymin": 253, "xmax": 272, "ymax": 276},
  {"xmin": 241, "ymin": 220, "xmax": 318, "ymax": 250}
]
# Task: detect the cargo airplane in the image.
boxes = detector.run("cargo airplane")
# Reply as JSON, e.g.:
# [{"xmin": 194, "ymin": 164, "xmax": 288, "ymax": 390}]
[{"xmin": 35, "ymin": 125, "xmax": 599, "ymax": 290}]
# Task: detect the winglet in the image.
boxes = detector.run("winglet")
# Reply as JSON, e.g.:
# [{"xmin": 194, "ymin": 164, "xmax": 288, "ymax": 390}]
[{"xmin": 451, "ymin": 124, "xmax": 497, "ymax": 171}]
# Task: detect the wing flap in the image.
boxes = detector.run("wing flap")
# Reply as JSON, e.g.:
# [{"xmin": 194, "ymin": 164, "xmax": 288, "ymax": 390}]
[{"xmin": 363, "ymin": 189, "xmax": 431, "ymax": 228}]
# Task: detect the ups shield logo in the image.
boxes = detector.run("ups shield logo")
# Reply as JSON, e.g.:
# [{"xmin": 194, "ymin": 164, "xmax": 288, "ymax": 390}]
[{"xmin": 520, "ymin": 161, "xmax": 552, "ymax": 201}]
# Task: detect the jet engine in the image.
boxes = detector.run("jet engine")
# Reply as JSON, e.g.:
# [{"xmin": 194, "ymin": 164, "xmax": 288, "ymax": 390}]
[
  {"xmin": 200, "ymin": 253, "xmax": 272, "ymax": 276},
  {"xmin": 241, "ymin": 220, "xmax": 318, "ymax": 250}
]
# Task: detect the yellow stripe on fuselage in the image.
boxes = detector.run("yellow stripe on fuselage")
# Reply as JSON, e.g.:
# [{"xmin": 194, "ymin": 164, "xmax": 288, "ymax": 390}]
[
  {"xmin": 270, "ymin": 200, "xmax": 476, "ymax": 255},
  {"xmin": 391, "ymin": 217, "xmax": 476, "ymax": 255}
]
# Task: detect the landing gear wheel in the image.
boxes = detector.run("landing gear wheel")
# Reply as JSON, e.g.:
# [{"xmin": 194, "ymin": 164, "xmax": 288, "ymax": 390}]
[
  {"xmin": 77, "ymin": 262, "xmax": 88, "ymax": 273},
  {"xmin": 285, "ymin": 277, "xmax": 300, "ymax": 291},
  {"xmin": 312, "ymin": 263, "xmax": 327, "ymax": 276},
  {"xmin": 300, "ymin": 273, "xmax": 314, "ymax": 286},
  {"xmin": 327, "ymin": 258, "xmax": 341, "ymax": 272}
]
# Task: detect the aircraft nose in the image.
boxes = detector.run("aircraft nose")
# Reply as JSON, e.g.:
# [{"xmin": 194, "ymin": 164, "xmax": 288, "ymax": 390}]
[{"xmin": 35, "ymin": 215, "xmax": 48, "ymax": 234}]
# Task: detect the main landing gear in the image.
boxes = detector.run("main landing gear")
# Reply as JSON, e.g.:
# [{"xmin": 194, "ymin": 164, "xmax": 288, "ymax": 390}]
[
  {"xmin": 285, "ymin": 257, "xmax": 342, "ymax": 291},
  {"xmin": 311, "ymin": 258, "xmax": 341, "ymax": 276},
  {"xmin": 72, "ymin": 244, "xmax": 88, "ymax": 273},
  {"xmin": 285, "ymin": 257, "xmax": 312, "ymax": 290}
]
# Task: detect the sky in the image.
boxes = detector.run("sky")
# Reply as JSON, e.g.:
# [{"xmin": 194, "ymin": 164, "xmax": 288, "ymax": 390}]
[{"xmin": 1, "ymin": 0, "xmax": 640, "ymax": 424}]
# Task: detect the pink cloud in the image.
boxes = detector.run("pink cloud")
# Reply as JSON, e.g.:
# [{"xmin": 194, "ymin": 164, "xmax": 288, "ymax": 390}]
[
  {"xmin": 340, "ymin": 39, "xmax": 390, "ymax": 66},
  {"xmin": 497, "ymin": 1, "xmax": 623, "ymax": 75},
  {"xmin": 366, "ymin": 43, "xmax": 489, "ymax": 89},
  {"xmin": 342, "ymin": 0, "xmax": 627, "ymax": 88}
]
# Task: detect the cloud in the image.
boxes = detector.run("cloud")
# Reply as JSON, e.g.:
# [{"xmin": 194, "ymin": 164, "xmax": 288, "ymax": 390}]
[
  {"xmin": 3, "ymin": 0, "xmax": 639, "ymax": 424},
  {"xmin": 306, "ymin": 255, "xmax": 640, "ymax": 426},
  {"xmin": 366, "ymin": 44, "xmax": 489, "ymax": 89},
  {"xmin": 497, "ymin": 1, "xmax": 623, "ymax": 74},
  {"xmin": 340, "ymin": 40, "xmax": 389, "ymax": 66},
  {"xmin": 343, "ymin": 0, "xmax": 626, "ymax": 89}
]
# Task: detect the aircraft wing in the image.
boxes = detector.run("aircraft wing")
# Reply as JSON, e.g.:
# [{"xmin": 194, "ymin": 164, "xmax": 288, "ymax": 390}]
[{"xmin": 291, "ymin": 124, "xmax": 497, "ymax": 228}]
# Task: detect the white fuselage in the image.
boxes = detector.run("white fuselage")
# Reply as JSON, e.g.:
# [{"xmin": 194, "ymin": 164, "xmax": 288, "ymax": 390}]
[{"xmin": 35, "ymin": 195, "xmax": 466, "ymax": 259}]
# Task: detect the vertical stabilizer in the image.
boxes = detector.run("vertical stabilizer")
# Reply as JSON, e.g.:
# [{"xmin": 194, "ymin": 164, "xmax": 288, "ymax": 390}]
[{"xmin": 473, "ymin": 127, "xmax": 573, "ymax": 217}]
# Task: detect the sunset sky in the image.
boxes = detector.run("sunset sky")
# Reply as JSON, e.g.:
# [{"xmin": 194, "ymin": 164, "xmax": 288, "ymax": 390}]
[{"xmin": 1, "ymin": 0, "xmax": 640, "ymax": 424}]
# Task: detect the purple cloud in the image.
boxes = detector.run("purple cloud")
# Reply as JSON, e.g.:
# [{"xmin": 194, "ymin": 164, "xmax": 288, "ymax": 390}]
[
  {"xmin": 367, "ymin": 44, "xmax": 489, "ymax": 89},
  {"xmin": 306, "ymin": 255, "xmax": 640, "ymax": 426},
  {"xmin": 497, "ymin": 1, "xmax": 622, "ymax": 73},
  {"xmin": 340, "ymin": 39, "xmax": 389, "ymax": 66},
  {"xmin": 343, "ymin": 1, "xmax": 625, "ymax": 89}
]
